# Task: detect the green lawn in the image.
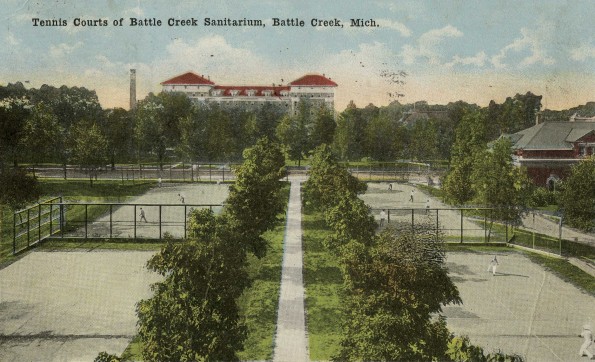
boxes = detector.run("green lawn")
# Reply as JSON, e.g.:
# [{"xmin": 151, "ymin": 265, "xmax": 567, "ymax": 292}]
[{"xmin": 302, "ymin": 210, "xmax": 344, "ymax": 361}]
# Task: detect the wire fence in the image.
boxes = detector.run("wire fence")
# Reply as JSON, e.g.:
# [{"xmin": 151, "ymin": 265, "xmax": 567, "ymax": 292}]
[
  {"xmin": 13, "ymin": 201, "xmax": 224, "ymax": 254},
  {"xmin": 372, "ymin": 207, "xmax": 513, "ymax": 244},
  {"xmin": 21, "ymin": 163, "xmax": 240, "ymax": 182}
]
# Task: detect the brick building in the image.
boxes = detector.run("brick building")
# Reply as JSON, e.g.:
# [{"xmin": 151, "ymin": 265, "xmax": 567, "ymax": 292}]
[
  {"xmin": 506, "ymin": 117, "xmax": 595, "ymax": 188},
  {"xmin": 161, "ymin": 72, "xmax": 337, "ymax": 115}
]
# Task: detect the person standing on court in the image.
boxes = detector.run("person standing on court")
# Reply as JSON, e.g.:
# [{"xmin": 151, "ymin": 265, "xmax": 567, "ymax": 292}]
[
  {"xmin": 158, "ymin": 177, "xmax": 162, "ymax": 188},
  {"xmin": 409, "ymin": 189, "xmax": 415, "ymax": 202},
  {"xmin": 579, "ymin": 324, "xmax": 593, "ymax": 359},
  {"xmin": 425, "ymin": 198, "xmax": 430, "ymax": 214},
  {"xmin": 379, "ymin": 209, "xmax": 387, "ymax": 227},
  {"xmin": 178, "ymin": 193, "xmax": 185, "ymax": 204},
  {"xmin": 487, "ymin": 256, "xmax": 499, "ymax": 276},
  {"xmin": 139, "ymin": 207, "xmax": 148, "ymax": 223}
]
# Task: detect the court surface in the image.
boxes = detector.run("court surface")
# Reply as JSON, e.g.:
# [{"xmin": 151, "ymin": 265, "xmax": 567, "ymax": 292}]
[
  {"xmin": 445, "ymin": 251, "xmax": 595, "ymax": 361},
  {"xmin": 0, "ymin": 251, "xmax": 161, "ymax": 361}
]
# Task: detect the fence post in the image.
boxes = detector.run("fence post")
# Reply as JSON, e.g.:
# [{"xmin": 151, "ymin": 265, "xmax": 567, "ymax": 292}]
[
  {"xmin": 13, "ymin": 212, "xmax": 16, "ymax": 254},
  {"xmin": 184, "ymin": 205, "xmax": 188, "ymax": 239},
  {"xmin": 436, "ymin": 209, "xmax": 439, "ymax": 243},
  {"xmin": 222, "ymin": 166, "xmax": 225, "ymax": 182},
  {"xmin": 209, "ymin": 165, "xmax": 212, "ymax": 182},
  {"xmin": 182, "ymin": 162, "xmax": 185, "ymax": 181},
  {"xmin": 484, "ymin": 209, "xmax": 487, "ymax": 243},
  {"xmin": 50, "ymin": 203, "xmax": 53, "ymax": 235},
  {"xmin": 27, "ymin": 209, "xmax": 30, "ymax": 247},
  {"xmin": 85, "ymin": 204, "xmax": 88, "ymax": 239},
  {"xmin": 159, "ymin": 205, "xmax": 162, "ymax": 239},
  {"xmin": 387, "ymin": 210, "xmax": 391, "ymax": 224},
  {"xmin": 191, "ymin": 164, "xmax": 194, "ymax": 181},
  {"xmin": 110, "ymin": 204, "xmax": 113, "ymax": 239},
  {"xmin": 558, "ymin": 216, "xmax": 563, "ymax": 255},
  {"xmin": 460, "ymin": 209, "xmax": 463, "ymax": 244},
  {"xmin": 411, "ymin": 209, "xmax": 415, "ymax": 238},
  {"xmin": 134, "ymin": 205, "xmax": 137, "ymax": 240},
  {"xmin": 38, "ymin": 204, "xmax": 42, "ymax": 243}
]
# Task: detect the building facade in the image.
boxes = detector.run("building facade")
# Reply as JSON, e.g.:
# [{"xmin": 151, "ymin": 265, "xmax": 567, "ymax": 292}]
[
  {"xmin": 506, "ymin": 118, "xmax": 595, "ymax": 187},
  {"xmin": 161, "ymin": 72, "xmax": 337, "ymax": 115}
]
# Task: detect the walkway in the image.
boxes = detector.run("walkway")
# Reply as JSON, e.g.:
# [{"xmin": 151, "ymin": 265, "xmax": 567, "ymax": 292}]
[{"xmin": 273, "ymin": 177, "xmax": 309, "ymax": 362}]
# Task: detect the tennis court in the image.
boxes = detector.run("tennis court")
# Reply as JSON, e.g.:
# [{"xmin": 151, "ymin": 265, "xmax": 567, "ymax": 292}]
[{"xmin": 445, "ymin": 251, "xmax": 594, "ymax": 361}]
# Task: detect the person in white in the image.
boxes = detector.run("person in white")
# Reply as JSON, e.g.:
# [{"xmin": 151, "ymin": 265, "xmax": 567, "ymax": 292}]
[
  {"xmin": 409, "ymin": 189, "xmax": 415, "ymax": 202},
  {"xmin": 425, "ymin": 199, "xmax": 430, "ymax": 214},
  {"xmin": 158, "ymin": 177, "xmax": 162, "ymax": 187},
  {"xmin": 487, "ymin": 256, "xmax": 499, "ymax": 276},
  {"xmin": 379, "ymin": 210, "xmax": 387, "ymax": 227},
  {"xmin": 579, "ymin": 324, "xmax": 593, "ymax": 359}
]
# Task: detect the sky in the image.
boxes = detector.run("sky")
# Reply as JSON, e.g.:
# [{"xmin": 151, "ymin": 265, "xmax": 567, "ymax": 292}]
[{"xmin": 1, "ymin": 0, "xmax": 594, "ymax": 111}]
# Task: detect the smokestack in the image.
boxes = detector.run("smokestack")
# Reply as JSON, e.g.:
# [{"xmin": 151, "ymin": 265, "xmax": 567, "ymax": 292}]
[{"xmin": 130, "ymin": 69, "xmax": 137, "ymax": 110}]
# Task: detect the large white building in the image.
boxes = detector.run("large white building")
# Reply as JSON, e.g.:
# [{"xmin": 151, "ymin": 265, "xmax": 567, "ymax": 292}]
[{"xmin": 161, "ymin": 72, "xmax": 337, "ymax": 114}]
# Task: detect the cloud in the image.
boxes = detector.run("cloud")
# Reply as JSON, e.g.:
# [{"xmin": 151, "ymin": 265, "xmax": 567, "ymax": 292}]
[
  {"xmin": 49, "ymin": 42, "xmax": 83, "ymax": 58},
  {"xmin": 401, "ymin": 25, "xmax": 463, "ymax": 65},
  {"xmin": 570, "ymin": 43, "xmax": 595, "ymax": 61},
  {"xmin": 376, "ymin": 19, "xmax": 411, "ymax": 37},
  {"xmin": 444, "ymin": 51, "xmax": 487, "ymax": 68},
  {"xmin": 491, "ymin": 27, "xmax": 555, "ymax": 69},
  {"xmin": 6, "ymin": 31, "xmax": 19, "ymax": 46}
]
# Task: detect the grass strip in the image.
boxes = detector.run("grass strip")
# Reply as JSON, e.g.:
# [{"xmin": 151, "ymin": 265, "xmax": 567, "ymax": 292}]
[{"xmin": 302, "ymin": 210, "xmax": 344, "ymax": 361}]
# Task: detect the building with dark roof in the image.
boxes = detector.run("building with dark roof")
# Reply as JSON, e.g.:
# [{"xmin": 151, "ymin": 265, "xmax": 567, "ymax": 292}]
[
  {"xmin": 505, "ymin": 120, "xmax": 595, "ymax": 187},
  {"xmin": 161, "ymin": 72, "xmax": 337, "ymax": 114}
]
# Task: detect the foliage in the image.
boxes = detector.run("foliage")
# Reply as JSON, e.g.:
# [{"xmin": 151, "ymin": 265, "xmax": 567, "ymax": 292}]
[
  {"xmin": 529, "ymin": 187, "xmax": 558, "ymax": 208},
  {"xmin": 93, "ymin": 352, "xmax": 121, "ymax": 362},
  {"xmin": 137, "ymin": 214, "xmax": 249, "ymax": 362},
  {"xmin": 21, "ymin": 103, "xmax": 63, "ymax": 166},
  {"xmin": 225, "ymin": 137, "xmax": 287, "ymax": 257},
  {"xmin": 0, "ymin": 95, "xmax": 31, "ymax": 167},
  {"xmin": 447, "ymin": 336, "xmax": 524, "ymax": 362},
  {"xmin": 0, "ymin": 168, "xmax": 41, "ymax": 210},
  {"xmin": 558, "ymin": 156, "xmax": 595, "ymax": 231},
  {"xmin": 303, "ymin": 144, "xmax": 367, "ymax": 210},
  {"xmin": 102, "ymin": 108, "xmax": 134, "ymax": 168},
  {"xmin": 335, "ymin": 222, "xmax": 462, "ymax": 361},
  {"xmin": 471, "ymin": 138, "xmax": 532, "ymax": 223},
  {"xmin": 69, "ymin": 120, "xmax": 109, "ymax": 185},
  {"xmin": 443, "ymin": 110, "xmax": 488, "ymax": 205}
]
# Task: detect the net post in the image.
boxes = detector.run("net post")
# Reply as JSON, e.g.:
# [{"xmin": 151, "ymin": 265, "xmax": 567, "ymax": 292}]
[
  {"xmin": 50, "ymin": 203, "xmax": 53, "ymax": 235},
  {"xmin": 436, "ymin": 209, "xmax": 439, "ymax": 243},
  {"xmin": 184, "ymin": 205, "xmax": 187, "ymax": 239}
]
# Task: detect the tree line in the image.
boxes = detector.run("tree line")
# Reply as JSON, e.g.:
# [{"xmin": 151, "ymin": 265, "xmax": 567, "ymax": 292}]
[{"xmin": 302, "ymin": 145, "xmax": 523, "ymax": 361}]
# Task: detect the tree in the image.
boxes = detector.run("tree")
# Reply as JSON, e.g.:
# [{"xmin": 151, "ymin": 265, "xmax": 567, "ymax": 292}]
[
  {"xmin": 443, "ymin": 111, "xmax": 488, "ymax": 205},
  {"xmin": 558, "ymin": 156, "xmax": 595, "ymax": 231},
  {"xmin": 311, "ymin": 104, "xmax": 336, "ymax": 148},
  {"xmin": 102, "ymin": 108, "xmax": 134, "ymax": 168},
  {"xmin": 225, "ymin": 137, "xmax": 286, "ymax": 257},
  {"xmin": 70, "ymin": 120, "xmax": 109, "ymax": 186},
  {"xmin": 137, "ymin": 211, "xmax": 249, "ymax": 361},
  {"xmin": 22, "ymin": 103, "xmax": 63, "ymax": 171},
  {"xmin": 471, "ymin": 138, "xmax": 531, "ymax": 226},
  {"xmin": 0, "ymin": 95, "xmax": 32, "ymax": 168},
  {"xmin": 275, "ymin": 112, "xmax": 310, "ymax": 166},
  {"xmin": 335, "ymin": 222, "xmax": 461, "ymax": 361},
  {"xmin": 0, "ymin": 168, "xmax": 41, "ymax": 244}
]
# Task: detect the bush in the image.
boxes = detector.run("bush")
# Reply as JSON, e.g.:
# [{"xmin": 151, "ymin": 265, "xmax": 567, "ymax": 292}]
[{"xmin": 529, "ymin": 187, "xmax": 558, "ymax": 207}]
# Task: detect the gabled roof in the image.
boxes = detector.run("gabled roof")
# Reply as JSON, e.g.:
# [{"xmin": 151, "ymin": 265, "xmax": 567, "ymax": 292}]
[
  {"xmin": 161, "ymin": 72, "xmax": 215, "ymax": 85},
  {"xmin": 288, "ymin": 74, "xmax": 337, "ymax": 87},
  {"xmin": 509, "ymin": 121, "xmax": 595, "ymax": 150}
]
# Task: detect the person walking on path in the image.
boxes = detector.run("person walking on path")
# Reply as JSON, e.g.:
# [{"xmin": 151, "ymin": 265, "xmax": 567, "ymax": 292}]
[
  {"xmin": 379, "ymin": 209, "xmax": 387, "ymax": 227},
  {"xmin": 487, "ymin": 256, "xmax": 499, "ymax": 276},
  {"xmin": 139, "ymin": 207, "xmax": 148, "ymax": 223},
  {"xmin": 157, "ymin": 177, "xmax": 162, "ymax": 188},
  {"xmin": 178, "ymin": 193, "xmax": 185, "ymax": 204},
  {"xmin": 388, "ymin": 183, "xmax": 393, "ymax": 191},
  {"xmin": 409, "ymin": 189, "xmax": 415, "ymax": 202},
  {"xmin": 579, "ymin": 324, "xmax": 594, "ymax": 359},
  {"xmin": 425, "ymin": 198, "xmax": 430, "ymax": 214}
]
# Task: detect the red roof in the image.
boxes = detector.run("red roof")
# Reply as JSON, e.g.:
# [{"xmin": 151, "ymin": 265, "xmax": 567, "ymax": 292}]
[
  {"xmin": 213, "ymin": 85, "xmax": 290, "ymax": 97},
  {"xmin": 288, "ymin": 74, "xmax": 337, "ymax": 87},
  {"xmin": 161, "ymin": 72, "xmax": 215, "ymax": 85}
]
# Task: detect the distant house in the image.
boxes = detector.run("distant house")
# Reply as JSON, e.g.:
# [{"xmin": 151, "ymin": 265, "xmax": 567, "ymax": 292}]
[
  {"xmin": 160, "ymin": 72, "xmax": 337, "ymax": 115},
  {"xmin": 505, "ymin": 117, "xmax": 595, "ymax": 188}
]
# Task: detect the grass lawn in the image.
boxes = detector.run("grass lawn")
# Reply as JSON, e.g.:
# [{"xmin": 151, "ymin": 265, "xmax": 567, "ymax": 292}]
[{"xmin": 302, "ymin": 210, "xmax": 344, "ymax": 361}]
